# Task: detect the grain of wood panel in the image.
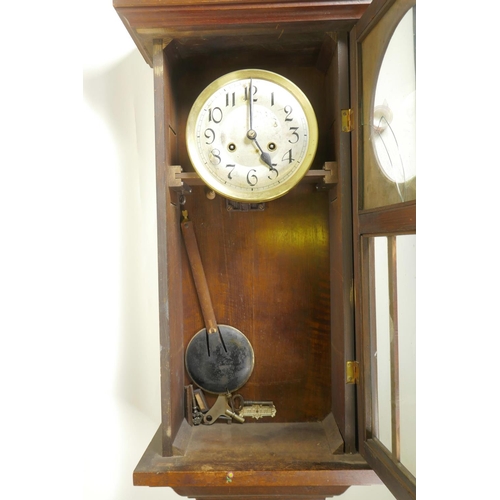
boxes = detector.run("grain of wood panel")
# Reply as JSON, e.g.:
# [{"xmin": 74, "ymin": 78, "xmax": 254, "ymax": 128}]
[
  {"xmin": 359, "ymin": 201, "xmax": 416, "ymax": 236},
  {"xmin": 181, "ymin": 183, "xmax": 332, "ymax": 422}
]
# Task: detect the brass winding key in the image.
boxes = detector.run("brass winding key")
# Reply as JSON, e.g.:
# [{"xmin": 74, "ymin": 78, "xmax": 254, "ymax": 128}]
[{"xmin": 203, "ymin": 392, "xmax": 245, "ymax": 424}]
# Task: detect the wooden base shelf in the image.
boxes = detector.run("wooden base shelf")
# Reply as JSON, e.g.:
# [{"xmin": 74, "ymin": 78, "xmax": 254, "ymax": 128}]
[{"xmin": 134, "ymin": 420, "xmax": 381, "ymax": 498}]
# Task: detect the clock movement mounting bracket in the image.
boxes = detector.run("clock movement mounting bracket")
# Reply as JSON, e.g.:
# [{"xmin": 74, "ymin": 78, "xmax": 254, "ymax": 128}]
[{"xmin": 167, "ymin": 162, "xmax": 338, "ymax": 200}]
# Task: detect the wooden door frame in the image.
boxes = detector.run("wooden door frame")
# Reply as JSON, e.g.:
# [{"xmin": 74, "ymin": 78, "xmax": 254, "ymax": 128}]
[{"xmin": 350, "ymin": 0, "xmax": 416, "ymax": 499}]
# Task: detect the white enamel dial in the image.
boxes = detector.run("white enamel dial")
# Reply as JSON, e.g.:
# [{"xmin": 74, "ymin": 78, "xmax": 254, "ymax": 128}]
[{"xmin": 186, "ymin": 69, "xmax": 318, "ymax": 202}]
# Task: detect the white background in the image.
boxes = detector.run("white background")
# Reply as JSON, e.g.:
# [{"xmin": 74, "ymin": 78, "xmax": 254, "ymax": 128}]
[{"xmin": 1, "ymin": 1, "xmax": 498, "ymax": 499}]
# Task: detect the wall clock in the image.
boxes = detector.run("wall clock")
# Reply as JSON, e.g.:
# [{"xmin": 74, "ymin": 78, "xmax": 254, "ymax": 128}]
[{"xmin": 113, "ymin": 0, "xmax": 416, "ymax": 499}]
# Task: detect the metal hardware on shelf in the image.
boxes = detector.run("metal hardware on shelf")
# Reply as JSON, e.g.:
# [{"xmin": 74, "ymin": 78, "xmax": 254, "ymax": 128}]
[
  {"xmin": 239, "ymin": 403, "xmax": 277, "ymax": 420},
  {"xmin": 230, "ymin": 394, "xmax": 276, "ymax": 420},
  {"xmin": 203, "ymin": 392, "xmax": 245, "ymax": 424},
  {"xmin": 185, "ymin": 384, "xmax": 206, "ymax": 426}
]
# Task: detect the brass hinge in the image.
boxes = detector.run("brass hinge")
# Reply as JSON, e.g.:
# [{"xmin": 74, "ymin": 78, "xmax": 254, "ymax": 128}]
[
  {"xmin": 341, "ymin": 109, "xmax": 353, "ymax": 132},
  {"xmin": 346, "ymin": 360, "xmax": 359, "ymax": 384}
]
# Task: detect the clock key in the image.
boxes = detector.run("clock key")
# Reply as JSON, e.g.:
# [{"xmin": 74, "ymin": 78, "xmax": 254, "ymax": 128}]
[{"xmin": 203, "ymin": 392, "xmax": 245, "ymax": 424}]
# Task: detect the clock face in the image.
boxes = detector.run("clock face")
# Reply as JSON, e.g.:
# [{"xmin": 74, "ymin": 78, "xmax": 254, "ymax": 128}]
[{"xmin": 186, "ymin": 69, "xmax": 318, "ymax": 202}]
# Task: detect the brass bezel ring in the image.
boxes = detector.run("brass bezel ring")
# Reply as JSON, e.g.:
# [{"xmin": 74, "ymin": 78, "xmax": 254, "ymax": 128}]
[{"xmin": 186, "ymin": 69, "xmax": 319, "ymax": 203}]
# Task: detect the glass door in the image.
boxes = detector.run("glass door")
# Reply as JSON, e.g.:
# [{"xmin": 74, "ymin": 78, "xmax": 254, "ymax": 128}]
[{"xmin": 351, "ymin": 1, "xmax": 416, "ymax": 499}]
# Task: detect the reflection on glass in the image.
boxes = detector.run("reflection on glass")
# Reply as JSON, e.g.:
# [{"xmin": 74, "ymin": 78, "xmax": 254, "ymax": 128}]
[
  {"xmin": 361, "ymin": 1, "xmax": 416, "ymax": 209},
  {"xmin": 372, "ymin": 8, "xmax": 416, "ymax": 197},
  {"xmin": 372, "ymin": 235, "xmax": 416, "ymax": 478},
  {"xmin": 374, "ymin": 237, "xmax": 391, "ymax": 451},
  {"xmin": 397, "ymin": 234, "xmax": 416, "ymax": 477}
]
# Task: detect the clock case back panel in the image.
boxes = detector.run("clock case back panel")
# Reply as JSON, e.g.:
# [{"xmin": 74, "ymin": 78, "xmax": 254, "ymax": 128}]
[
  {"xmin": 119, "ymin": 6, "xmax": 380, "ymax": 494},
  {"xmin": 178, "ymin": 52, "xmax": 333, "ymax": 427}
]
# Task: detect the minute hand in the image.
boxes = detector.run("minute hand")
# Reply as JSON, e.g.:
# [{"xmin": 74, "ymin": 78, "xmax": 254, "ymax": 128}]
[
  {"xmin": 249, "ymin": 78, "xmax": 255, "ymax": 131},
  {"xmin": 248, "ymin": 79, "xmax": 273, "ymax": 169}
]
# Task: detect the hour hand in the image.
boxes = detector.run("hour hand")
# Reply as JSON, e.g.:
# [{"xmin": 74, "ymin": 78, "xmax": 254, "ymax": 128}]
[
  {"xmin": 258, "ymin": 147, "xmax": 273, "ymax": 169},
  {"xmin": 247, "ymin": 129, "xmax": 273, "ymax": 169}
]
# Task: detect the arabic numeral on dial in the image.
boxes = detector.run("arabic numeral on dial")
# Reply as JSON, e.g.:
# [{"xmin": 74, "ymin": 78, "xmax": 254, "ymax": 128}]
[
  {"xmin": 288, "ymin": 127, "xmax": 299, "ymax": 144},
  {"xmin": 244, "ymin": 85, "xmax": 258, "ymax": 102},
  {"xmin": 284, "ymin": 105, "xmax": 293, "ymax": 122},
  {"xmin": 282, "ymin": 149, "xmax": 294, "ymax": 164},
  {"xmin": 247, "ymin": 169, "xmax": 258, "ymax": 186},
  {"xmin": 226, "ymin": 92, "xmax": 235, "ymax": 107},
  {"xmin": 204, "ymin": 128, "xmax": 215, "ymax": 145},
  {"xmin": 226, "ymin": 164, "xmax": 236, "ymax": 179},
  {"xmin": 209, "ymin": 149, "xmax": 222, "ymax": 165},
  {"xmin": 268, "ymin": 165, "xmax": 278, "ymax": 180},
  {"xmin": 209, "ymin": 107, "xmax": 223, "ymax": 123}
]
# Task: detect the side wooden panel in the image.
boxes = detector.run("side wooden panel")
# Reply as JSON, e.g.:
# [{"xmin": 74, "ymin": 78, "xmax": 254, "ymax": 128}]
[
  {"xmin": 328, "ymin": 32, "xmax": 356, "ymax": 452},
  {"xmin": 154, "ymin": 40, "xmax": 185, "ymax": 456}
]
